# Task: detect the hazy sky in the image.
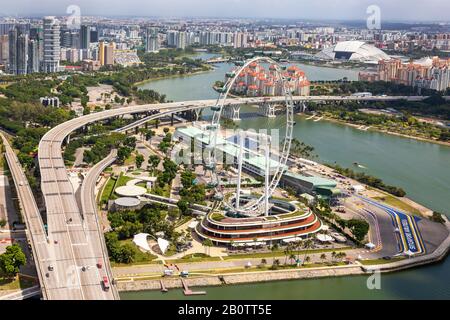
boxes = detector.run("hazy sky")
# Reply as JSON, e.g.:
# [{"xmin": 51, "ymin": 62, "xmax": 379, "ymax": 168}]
[{"xmin": 2, "ymin": 0, "xmax": 449, "ymax": 22}]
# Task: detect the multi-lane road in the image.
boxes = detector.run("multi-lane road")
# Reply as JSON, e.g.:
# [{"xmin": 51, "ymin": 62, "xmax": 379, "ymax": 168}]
[{"xmin": 1, "ymin": 133, "xmax": 51, "ymax": 299}]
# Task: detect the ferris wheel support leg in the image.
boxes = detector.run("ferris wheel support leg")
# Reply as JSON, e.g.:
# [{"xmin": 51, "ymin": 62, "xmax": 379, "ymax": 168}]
[
  {"xmin": 264, "ymin": 136, "xmax": 270, "ymax": 217},
  {"xmin": 236, "ymin": 130, "xmax": 244, "ymax": 210}
]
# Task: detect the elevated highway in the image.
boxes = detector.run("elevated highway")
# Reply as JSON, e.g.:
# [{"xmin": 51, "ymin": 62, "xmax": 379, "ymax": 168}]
[
  {"xmin": 79, "ymin": 149, "xmax": 120, "ymax": 300},
  {"xmin": 1, "ymin": 133, "xmax": 50, "ymax": 299}
]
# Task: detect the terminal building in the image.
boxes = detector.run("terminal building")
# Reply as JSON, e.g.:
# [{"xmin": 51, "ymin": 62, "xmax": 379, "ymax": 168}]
[
  {"xmin": 173, "ymin": 125, "xmax": 339, "ymax": 199},
  {"xmin": 195, "ymin": 198, "xmax": 323, "ymax": 246}
]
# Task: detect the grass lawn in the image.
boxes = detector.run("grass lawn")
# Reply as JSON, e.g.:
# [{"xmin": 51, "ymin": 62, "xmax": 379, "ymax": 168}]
[
  {"xmin": 372, "ymin": 194, "xmax": 422, "ymax": 216},
  {"xmin": 124, "ymin": 153, "xmax": 136, "ymax": 166},
  {"xmin": 110, "ymin": 240, "xmax": 158, "ymax": 267},
  {"xmin": 0, "ymin": 276, "xmax": 36, "ymax": 291},
  {"xmin": 359, "ymin": 257, "xmax": 405, "ymax": 265},
  {"xmin": 116, "ymin": 173, "xmax": 134, "ymax": 188},
  {"xmin": 166, "ymin": 255, "xmax": 223, "ymax": 264},
  {"xmin": 100, "ymin": 177, "xmax": 116, "ymax": 204}
]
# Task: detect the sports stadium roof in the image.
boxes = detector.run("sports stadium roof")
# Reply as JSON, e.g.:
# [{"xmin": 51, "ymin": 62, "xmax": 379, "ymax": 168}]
[{"xmin": 315, "ymin": 41, "xmax": 391, "ymax": 64}]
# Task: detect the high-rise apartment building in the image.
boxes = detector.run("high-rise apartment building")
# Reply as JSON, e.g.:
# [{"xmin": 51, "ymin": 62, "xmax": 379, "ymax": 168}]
[
  {"xmin": 43, "ymin": 16, "xmax": 61, "ymax": 73},
  {"xmin": 234, "ymin": 32, "xmax": 248, "ymax": 48},
  {"xmin": 99, "ymin": 40, "xmax": 106, "ymax": 66},
  {"xmin": 0, "ymin": 35, "xmax": 9, "ymax": 65},
  {"xmin": 104, "ymin": 42, "xmax": 115, "ymax": 65},
  {"xmin": 146, "ymin": 28, "xmax": 159, "ymax": 53}
]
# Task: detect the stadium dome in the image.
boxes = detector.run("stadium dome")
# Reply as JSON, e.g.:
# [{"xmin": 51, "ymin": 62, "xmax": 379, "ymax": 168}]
[{"xmin": 315, "ymin": 41, "xmax": 390, "ymax": 64}]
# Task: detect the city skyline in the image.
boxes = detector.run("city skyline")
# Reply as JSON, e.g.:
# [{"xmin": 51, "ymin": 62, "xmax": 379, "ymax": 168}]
[{"xmin": 1, "ymin": 0, "xmax": 450, "ymax": 22}]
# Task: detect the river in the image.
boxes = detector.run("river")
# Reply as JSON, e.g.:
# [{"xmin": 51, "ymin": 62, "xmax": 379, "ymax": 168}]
[{"xmin": 122, "ymin": 53, "xmax": 450, "ymax": 300}]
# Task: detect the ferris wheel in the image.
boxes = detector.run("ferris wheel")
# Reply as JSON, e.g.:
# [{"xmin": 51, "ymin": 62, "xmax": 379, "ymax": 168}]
[{"xmin": 205, "ymin": 56, "xmax": 295, "ymax": 217}]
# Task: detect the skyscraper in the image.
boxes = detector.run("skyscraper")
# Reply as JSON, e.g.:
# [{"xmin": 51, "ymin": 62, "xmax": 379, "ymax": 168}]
[
  {"xmin": 28, "ymin": 39, "xmax": 40, "ymax": 74},
  {"xmin": 43, "ymin": 16, "xmax": 61, "ymax": 73},
  {"xmin": 8, "ymin": 27, "xmax": 17, "ymax": 74},
  {"xmin": 80, "ymin": 25, "xmax": 91, "ymax": 49},
  {"xmin": 17, "ymin": 33, "xmax": 28, "ymax": 75}
]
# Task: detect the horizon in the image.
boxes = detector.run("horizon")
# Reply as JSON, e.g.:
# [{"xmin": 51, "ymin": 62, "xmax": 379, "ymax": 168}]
[{"xmin": 1, "ymin": 0, "xmax": 450, "ymax": 23}]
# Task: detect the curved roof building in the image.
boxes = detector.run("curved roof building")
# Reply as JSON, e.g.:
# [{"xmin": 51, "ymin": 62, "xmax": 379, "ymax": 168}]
[{"xmin": 316, "ymin": 41, "xmax": 390, "ymax": 64}]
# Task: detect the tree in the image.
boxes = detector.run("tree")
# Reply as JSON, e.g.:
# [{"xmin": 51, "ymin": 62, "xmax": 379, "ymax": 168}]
[
  {"xmin": 117, "ymin": 244, "xmax": 136, "ymax": 264},
  {"xmin": 320, "ymin": 253, "xmax": 327, "ymax": 263},
  {"xmin": 177, "ymin": 199, "xmax": 190, "ymax": 216},
  {"xmin": 163, "ymin": 127, "xmax": 170, "ymax": 134},
  {"xmin": 0, "ymin": 244, "xmax": 26, "ymax": 277},
  {"xmin": 148, "ymin": 155, "xmax": 160, "ymax": 174},
  {"xmin": 0, "ymin": 219, "xmax": 6, "ymax": 228},
  {"xmin": 135, "ymin": 153, "xmax": 144, "ymax": 169},
  {"xmin": 331, "ymin": 251, "xmax": 337, "ymax": 263},
  {"xmin": 301, "ymin": 238, "xmax": 314, "ymax": 266}
]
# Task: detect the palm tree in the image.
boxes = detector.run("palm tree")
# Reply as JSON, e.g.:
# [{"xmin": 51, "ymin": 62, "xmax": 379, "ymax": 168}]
[
  {"xmin": 272, "ymin": 259, "xmax": 281, "ymax": 270},
  {"xmin": 331, "ymin": 251, "xmax": 337, "ymax": 263},
  {"xmin": 302, "ymin": 238, "xmax": 314, "ymax": 266},
  {"xmin": 305, "ymin": 256, "xmax": 311, "ymax": 264},
  {"xmin": 289, "ymin": 253, "xmax": 297, "ymax": 265},
  {"xmin": 261, "ymin": 258, "xmax": 267, "ymax": 265},
  {"xmin": 320, "ymin": 253, "xmax": 327, "ymax": 264}
]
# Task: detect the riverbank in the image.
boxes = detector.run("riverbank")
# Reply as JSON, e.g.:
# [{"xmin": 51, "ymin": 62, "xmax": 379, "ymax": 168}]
[
  {"xmin": 134, "ymin": 68, "xmax": 214, "ymax": 87},
  {"xmin": 301, "ymin": 114, "xmax": 450, "ymax": 148}
]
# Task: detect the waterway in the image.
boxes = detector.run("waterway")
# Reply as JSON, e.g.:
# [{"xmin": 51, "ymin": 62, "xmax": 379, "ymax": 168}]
[{"xmin": 123, "ymin": 53, "xmax": 450, "ymax": 299}]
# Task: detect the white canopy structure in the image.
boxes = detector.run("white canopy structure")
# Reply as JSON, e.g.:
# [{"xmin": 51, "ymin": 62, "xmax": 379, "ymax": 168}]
[
  {"xmin": 157, "ymin": 238, "xmax": 170, "ymax": 254},
  {"xmin": 132, "ymin": 233, "xmax": 151, "ymax": 252},
  {"xmin": 316, "ymin": 234, "xmax": 335, "ymax": 242}
]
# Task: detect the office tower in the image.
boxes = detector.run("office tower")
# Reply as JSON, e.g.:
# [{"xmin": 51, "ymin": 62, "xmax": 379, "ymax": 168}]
[
  {"xmin": 43, "ymin": 16, "xmax": 61, "ymax": 73},
  {"xmin": 104, "ymin": 42, "xmax": 115, "ymax": 65},
  {"xmin": 8, "ymin": 27, "xmax": 17, "ymax": 74},
  {"xmin": 80, "ymin": 25, "xmax": 91, "ymax": 49},
  {"xmin": 0, "ymin": 23, "xmax": 15, "ymax": 36},
  {"xmin": 0, "ymin": 35, "xmax": 8, "ymax": 65},
  {"xmin": 17, "ymin": 33, "xmax": 28, "ymax": 75},
  {"xmin": 28, "ymin": 39, "xmax": 40, "ymax": 73},
  {"xmin": 99, "ymin": 40, "xmax": 105, "ymax": 65},
  {"xmin": 90, "ymin": 30, "xmax": 99, "ymax": 43},
  {"xmin": 30, "ymin": 27, "xmax": 43, "ymax": 41}
]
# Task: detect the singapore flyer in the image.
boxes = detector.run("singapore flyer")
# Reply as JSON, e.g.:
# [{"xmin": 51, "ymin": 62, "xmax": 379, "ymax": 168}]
[{"xmin": 205, "ymin": 56, "xmax": 295, "ymax": 217}]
